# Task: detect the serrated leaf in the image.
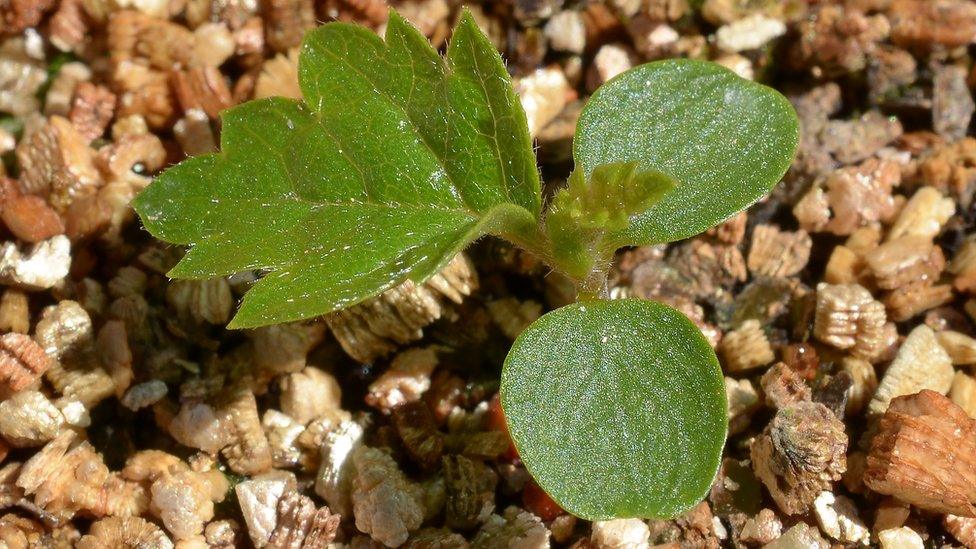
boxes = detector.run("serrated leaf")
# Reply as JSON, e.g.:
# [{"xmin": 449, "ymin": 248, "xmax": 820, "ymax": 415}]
[
  {"xmin": 547, "ymin": 161, "xmax": 676, "ymax": 233},
  {"xmin": 133, "ymin": 11, "xmax": 540, "ymax": 328},
  {"xmin": 501, "ymin": 299, "xmax": 727, "ymax": 520},
  {"xmin": 574, "ymin": 59, "xmax": 799, "ymax": 246}
]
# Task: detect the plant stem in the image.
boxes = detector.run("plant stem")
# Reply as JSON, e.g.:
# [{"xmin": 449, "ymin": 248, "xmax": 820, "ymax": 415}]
[
  {"xmin": 576, "ymin": 266, "xmax": 610, "ymax": 301},
  {"xmin": 494, "ymin": 206, "xmax": 615, "ymax": 303}
]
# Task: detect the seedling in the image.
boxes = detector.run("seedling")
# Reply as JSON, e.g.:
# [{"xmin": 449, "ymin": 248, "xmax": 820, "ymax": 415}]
[{"xmin": 134, "ymin": 11, "xmax": 798, "ymax": 520}]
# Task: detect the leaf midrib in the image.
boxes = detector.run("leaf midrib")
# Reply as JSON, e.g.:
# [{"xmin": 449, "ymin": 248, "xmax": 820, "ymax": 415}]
[
  {"xmin": 316, "ymin": 39, "xmax": 474, "ymax": 211},
  {"xmin": 312, "ymin": 27, "xmax": 530, "ymax": 217},
  {"xmin": 235, "ymin": 118, "xmax": 481, "ymax": 218}
]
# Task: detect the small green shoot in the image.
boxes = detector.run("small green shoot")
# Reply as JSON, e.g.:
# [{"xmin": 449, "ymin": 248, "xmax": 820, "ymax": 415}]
[{"xmin": 134, "ymin": 10, "xmax": 799, "ymax": 521}]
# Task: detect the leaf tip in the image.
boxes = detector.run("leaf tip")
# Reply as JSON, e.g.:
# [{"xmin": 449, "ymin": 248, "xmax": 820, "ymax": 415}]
[
  {"xmin": 225, "ymin": 301, "xmax": 265, "ymax": 330},
  {"xmin": 164, "ymin": 260, "xmax": 195, "ymax": 280},
  {"xmin": 452, "ymin": 6, "xmax": 485, "ymax": 42},
  {"xmin": 384, "ymin": 6, "xmax": 408, "ymax": 30},
  {"xmin": 224, "ymin": 315, "xmax": 249, "ymax": 330},
  {"xmin": 457, "ymin": 6, "xmax": 477, "ymax": 26}
]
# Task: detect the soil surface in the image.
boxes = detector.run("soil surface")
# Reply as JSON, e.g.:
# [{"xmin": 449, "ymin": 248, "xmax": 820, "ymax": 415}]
[{"xmin": 2, "ymin": 0, "xmax": 976, "ymax": 547}]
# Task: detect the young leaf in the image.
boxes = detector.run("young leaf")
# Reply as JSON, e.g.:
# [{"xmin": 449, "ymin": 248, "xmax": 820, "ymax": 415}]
[
  {"xmin": 501, "ymin": 299, "xmax": 727, "ymax": 520},
  {"xmin": 547, "ymin": 161, "xmax": 676, "ymax": 232},
  {"xmin": 543, "ymin": 161, "xmax": 676, "ymax": 281},
  {"xmin": 133, "ymin": 11, "xmax": 540, "ymax": 328},
  {"xmin": 574, "ymin": 59, "xmax": 799, "ymax": 246}
]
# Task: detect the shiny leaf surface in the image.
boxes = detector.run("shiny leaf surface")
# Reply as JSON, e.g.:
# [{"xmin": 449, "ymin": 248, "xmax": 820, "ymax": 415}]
[
  {"xmin": 133, "ymin": 11, "xmax": 540, "ymax": 328},
  {"xmin": 501, "ymin": 299, "xmax": 727, "ymax": 519},
  {"xmin": 575, "ymin": 59, "xmax": 798, "ymax": 246}
]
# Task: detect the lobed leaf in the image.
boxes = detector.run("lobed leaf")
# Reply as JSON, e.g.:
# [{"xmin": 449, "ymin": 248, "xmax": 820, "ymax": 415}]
[
  {"xmin": 133, "ymin": 11, "xmax": 540, "ymax": 328},
  {"xmin": 574, "ymin": 59, "xmax": 799, "ymax": 246},
  {"xmin": 501, "ymin": 299, "xmax": 728, "ymax": 519}
]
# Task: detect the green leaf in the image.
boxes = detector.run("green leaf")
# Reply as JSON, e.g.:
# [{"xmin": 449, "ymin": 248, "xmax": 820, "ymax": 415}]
[
  {"xmin": 547, "ymin": 161, "xmax": 676, "ymax": 233},
  {"xmin": 543, "ymin": 161, "xmax": 676, "ymax": 282},
  {"xmin": 574, "ymin": 59, "xmax": 798, "ymax": 246},
  {"xmin": 133, "ymin": 11, "xmax": 540, "ymax": 328},
  {"xmin": 501, "ymin": 299, "xmax": 727, "ymax": 519}
]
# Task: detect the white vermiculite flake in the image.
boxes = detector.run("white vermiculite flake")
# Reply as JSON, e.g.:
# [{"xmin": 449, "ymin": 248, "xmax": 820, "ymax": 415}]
[
  {"xmin": 0, "ymin": 235, "xmax": 71, "ymax": 290},
  {"xmin": 813, "ymin": 491, "xmax": 870, "ymax": 545},
  {"xmin": 236, "ymin": 471, "xmax": 297, "ymax": 548},
  {"xmin": 590, "ymin": 518, "xmax": 651, "ymax": 548},
  {"xmin": 869, "ymin": 325, "xmax": 953, "ymax": 416},
  {"xmin": 315, "ymin": 417, "xmax": 365, "ymax": 517},
  {"xmin": 715, "ymin": 14, "xmax": 786, "ymax": 53},
  {"xmin": 350, "ymin": 446, "xmax": 425, "ymax": 547}
]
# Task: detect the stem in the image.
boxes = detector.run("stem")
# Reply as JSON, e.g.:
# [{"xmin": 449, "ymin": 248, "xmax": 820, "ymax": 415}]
[
  {"xmin": 491, "ymin": 205, "xmax": 616, "ymax": 303},
  {"xmin": 577, "ymin": 268, "xmax": 610, "ymax": 301}
]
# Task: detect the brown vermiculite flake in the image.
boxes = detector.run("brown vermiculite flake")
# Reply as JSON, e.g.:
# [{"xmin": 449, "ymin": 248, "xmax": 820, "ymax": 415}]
[
  {"xmin": 486, "ymin": 297, "xmax": 543, "ymax": 340},
  {"xmin": 17, "ymin": 431, "xmax": 149, "ymax": 519},
  {"xmin": 0, "ymin": 332, "xmax": 50, "ymax": 392},
  {"xmin": 173, "ymin": 108, "xmax": 217, "ymax": 156},
  {"xmin": 793, "ymin": 158, "xmax": 900, "ymax": 235},
  {"xmin": 718, "ymin": 319, "xmax": 775, "ymax": 373},
  {"xmin": 68, "ymin": 81, "xmax": 116, "ymax": 143},
  {"xmin": 885, "ymin": 281, "xmax": 955, "ymax": 322},
  {"xmin": 813, "ymin": 283, "xmax": 888, "ymax": 361},
  {"xmin": 866, "ymin": 390, "xmax": 976, "ymax": 516},
  {"xmin": 944, "ymin": 514, "xmax": 976, "ymax": 548},
  {"xmin": 760, "ymin": 362, "xmax": 812, "ymax": 410},
  {"xmin": 840, "ymin": 357, "xmax": 877, "ymax": 416},
  {"xmin": 325, "ymin": 254, "xmax": 477, "ymax": 363},
  {"xmin": 950, "ymin": 371, "xmax": 976, "ymax": 418},
  {"xmin": 864, "ymin": 235, "xmax": 945, "ymax": 290},
  {"xmin": 393, "ymin": 402, "xmax": 444, "ymax": 471},
  {"xmin": 35, "ymin": 302, "xmax": 116, "ymax": 409},
  {"xmin": 936, "ymin": 329, "xmax": 976, "ymax": 365},
  {"xmin": 751, "ymin": 402, "xmax": 847, "ymax": 515},
  {"xmin": 0, "ymin": 288, "xmax": 28, "ymax": 334},
  {"xmin": 263, "ymin": 0, "xmax": 317, "ymax": 52},
  {"xmin": 725, "ymin": 377, "xmax": 759, "ymax": 434},
  {"xmin": 219, "ymin": 383, "xmax": 273, "ymax": 476},
  {"xmin": 266, "ymin": 491, "xmax": 340, "ymax": 548},
  {"xmin": 15, "ymin": 116, "xmax": 100, "ymax": 211},
  {"xmin": 350, "ymin": 446, "xmax": 426, "ymax": 547},
  {"xmin": 8, "ymin": 0, "xmax": 976, "ymax": 545},
  {"xmin": 76, "ymin": 516, "xmax": 173, "ymax": 549},
  {"xmin": 868, "ymin": 325, "xmax": 953, "ymax": 417},
  {"xmin": 443, "ymin": 455, "xmax": 498, "ymax": 531},
  {"xmin": 1, "ymin": 192, "xmax": 65, "ymax": 243},
  {"xmin": 253, "ymin": 49, "xmax": 302, "ymax": 101},
  {"xmin": 872, "ymin": 496, "xmax": 911, "ymax": 533},
  {"xmin": 0, "ymin": 390, "xmax": 64, "ymax": 447},
  {"xmin": 171, "ymin": 66, "xmax": 234, "ymax": 120},
  {"xmin": 888, "ymin": 186, "xmax": 955, "ymax": 242},
  {"xmin": 165, "ymin": 277, "xmax": 234, "ymax": 326},
  {"xmin": 746, "ymin": 224, "xmax": 812, "ymax": 278}
]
